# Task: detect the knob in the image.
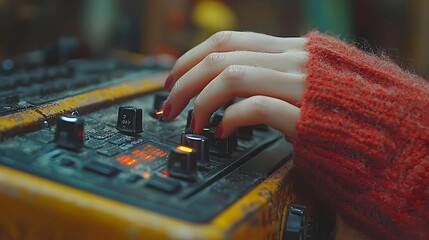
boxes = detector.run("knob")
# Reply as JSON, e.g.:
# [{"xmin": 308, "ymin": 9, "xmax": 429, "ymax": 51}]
[
  {"xmin": 167, "ymin": 145, "xmax": 197, "ymax": 180},
  {"xmin": 283, "ymin": 204, "xmax": 309, "ymax": 240},
  {"xmin": 210, "ymin": 111, "xmax": 223, "ymax": 127},
  {"xmin": 201, "ymin": 128, "xmax": 237, "ymax": 157},
  {"xmin": 181, "ymin": 134, "xmax": 210, "ymax": 167},
  {"xmin": 238, "ymin": 125, "xmax": 253, "ymax": 140},
  {"xmin": 185, "ymin": 109, "xmax": 193, "ymax": 130},
  {"xmin": 116, "ymin": 106, "xmax": 143, "ymax": 134},
  {"xmin": 54, "ymin": 115, "xmax": 84, "ymax": 151},
  {"xmin": 151, "ymin": 92, "xmax": 169, "ymax": 119}
]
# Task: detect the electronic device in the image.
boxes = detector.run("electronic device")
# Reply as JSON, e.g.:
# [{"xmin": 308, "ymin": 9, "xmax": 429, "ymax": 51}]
[{"xmin": 0, "ymin": 54, "xmax": 327, "ymax": 239}]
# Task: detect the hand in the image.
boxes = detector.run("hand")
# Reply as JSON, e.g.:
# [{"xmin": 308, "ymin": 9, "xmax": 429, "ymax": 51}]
[{"xmin": 163, "ymin": 31, "xmax": 308, "ymax": 138}]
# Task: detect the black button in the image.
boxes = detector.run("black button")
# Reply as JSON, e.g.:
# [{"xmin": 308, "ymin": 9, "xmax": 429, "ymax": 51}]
[
  {"xmin": 116, "ymin": 106, "xmax": 143, "ymax": 133},
  {"xmin": 167, "ymin": 146, "xmax": 197, "ymax": 180},
  {"xmin": 97, "ymin": 146, "xmax": 120, "ymax": 157},
  {"xmin": 146, "ymin": 174, "xmax": 181, "ymax": 193},
  {"xmin": 85, "ymin": 138, "xmax": 104, "ymax": 149},
  {"xmin": 83, "ymin": 161, "xmax": 120, "ymax": 177},
  {"xmin": 151, "ymin": 92, "xmax": 169, "ymax": 119},
  {"xmin": 126, "ymin": 174, "xmax": 142, "ymax": 183},
  {"xmin": 237, "ymin": 125, "xmax": 253, "ymax": 140},
  {"xmin": 54, "ymin": 115, "xmax": 84, "ymax": 151},
  {"xmin": 59, "ymin": 157, "xmax": 76, "ymax": 167},
  {"xmin": 181, "ymin": 134, "xmax": 210, "ymax": 167}
]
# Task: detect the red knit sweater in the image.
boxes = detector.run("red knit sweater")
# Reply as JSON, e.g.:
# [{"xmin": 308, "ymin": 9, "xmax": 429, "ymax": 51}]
[{"xmin": 293, "ymin": 32, "xmax": 429, "ymax": 239}]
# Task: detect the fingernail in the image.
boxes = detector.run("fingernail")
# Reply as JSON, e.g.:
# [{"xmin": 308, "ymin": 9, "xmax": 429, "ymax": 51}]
[
  {"xmin": 215, "ymin": 122, "xmax": 223, "ymax": 138},
  {"xmin": 164, "ymin": 73, "xmax": 174, "ymax": 89},
  {"xmin": 190, "ymin": 113, "xmax": 195, "ymax": 133},
  {"xmin": 162, "ymin": 101, "xmax": 171, "ymax": 119}
]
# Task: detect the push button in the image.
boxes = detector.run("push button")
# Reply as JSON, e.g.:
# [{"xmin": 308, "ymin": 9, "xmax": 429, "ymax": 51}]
[
  {"xmin": 116, "ymin": 106, "xmax": 143, "ymax": 134},
  {"xmin": 83, "ymin": 161, "xmax": 120, "ymax": 177},
  {"xmin": 54, "ymin": 115, "xmax": 84, "ymax": 151},
  {"xmin": 146, "ymin": 174, "xmax": 181, "ymax": 193}
]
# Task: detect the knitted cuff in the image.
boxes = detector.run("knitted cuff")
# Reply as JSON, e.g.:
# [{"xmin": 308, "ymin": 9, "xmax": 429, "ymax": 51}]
[{"xmin": 292, "ymin": 31, "xmax": 429, "ymax": 239}]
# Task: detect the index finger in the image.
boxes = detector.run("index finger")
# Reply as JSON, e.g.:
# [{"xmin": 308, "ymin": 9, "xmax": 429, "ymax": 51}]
[{"xmin": 167, "ymin": 31, "xmax": 306, "ymax": 89}]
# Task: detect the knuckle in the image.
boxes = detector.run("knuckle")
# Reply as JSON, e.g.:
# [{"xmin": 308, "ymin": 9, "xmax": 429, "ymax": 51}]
[
  {"xmin": 202, "ymin": 52, "xmax": 226, "ymax": 70},
  {"xmin": 221, "ymin": 65, "xmax": 245, "ymax": 88},
  {"xmin": 210, "ymin": 31, "xmax": 233, "ymax": 50},
  {"xmin": 249, "ymin": 96, "xmax": 269, "ymax": 116}
]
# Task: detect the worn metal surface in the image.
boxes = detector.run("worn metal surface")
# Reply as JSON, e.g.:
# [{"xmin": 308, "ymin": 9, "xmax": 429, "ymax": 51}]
[
  {"xmin": 0, "ymin": 160, "xmax": 294, "ymax": 240},
  {"xmin": 0, "ymin": 73, "xmax": 166, "ymax": 140}
]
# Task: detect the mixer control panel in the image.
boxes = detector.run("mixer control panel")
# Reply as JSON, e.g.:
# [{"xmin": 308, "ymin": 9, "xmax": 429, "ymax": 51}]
[{"xmin": 0, "ymin": 92, "xmax": 293, "ymax": 222}]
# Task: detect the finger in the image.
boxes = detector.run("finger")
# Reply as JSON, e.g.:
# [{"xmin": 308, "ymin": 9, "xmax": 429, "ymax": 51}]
[
  {"xmin": 165, "ymin": 50, "xmax": 307, "ymax": 120},
  {"xmin": 217, "ymin": 96, "xmax": 300, "ymax": 137},
  {"xmin": 168, "ymin": 31, "xmax": 307, "ymax": 88},
  {"xmin": 192, "ymin": 65, "xmax": 305, "ymax": 133}
]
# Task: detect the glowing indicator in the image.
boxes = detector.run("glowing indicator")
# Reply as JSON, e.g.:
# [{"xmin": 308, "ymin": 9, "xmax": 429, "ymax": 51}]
[
  {"xmin": 155, "ymin": 110, "xmax": 163, "ymax": 116},
  {"xmin": 143, "ymin": 172, "xmax": 151, "ymax": 179},
  {"xmin": 176, "ymin": 145, "xmax": 193, "ymax": 153},
  {"xmin": 116, "ymin": 144, "xmax": 167, "ymax": 166},
  {"xmin": 161, "ymin": 170, "xmax": 169, "ymax": 177},
  {"xmin": 117, "ymin": 156, "xmax": 137, "ymax": 166}
]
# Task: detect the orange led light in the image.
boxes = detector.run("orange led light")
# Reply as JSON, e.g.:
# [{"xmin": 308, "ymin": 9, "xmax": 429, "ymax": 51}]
[
  {"xmin": 117, "ymin": 156, "xmax": 137, "ymax": 166},
  {"xmin": 176, "ymin": 145, "xmax": 193, "ymax": 153},
  {"xmin": 143, "ymin": 172, "xmax": 151, "ymax": 179},
  {"xmin": 155, "ymin": 110, "xmax": 163, "ymax": 115}
]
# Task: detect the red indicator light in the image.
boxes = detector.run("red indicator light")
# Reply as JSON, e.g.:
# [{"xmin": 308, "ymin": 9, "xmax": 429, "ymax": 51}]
[{"xmin": 161, "ymin": 170, "xmax": 169, "ymax": 177}]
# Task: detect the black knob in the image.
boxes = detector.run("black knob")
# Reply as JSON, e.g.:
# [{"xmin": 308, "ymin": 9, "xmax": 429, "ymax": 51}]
[
  {"xmin": 201, "ymin": 127, "xmax": 237, "ymax": 157},
  {"xmin": 116, "ymin": 106, "xmax": 143, "ymax": 134},
  {"xmin": 283, "ymin": 204, "xmax": 309, "ymax": 240},
  {"xmin": 210, "ymin": 111, "xmax": 223, "ymax": 127},
  {"xmin": 181, "ymin": 134, "xmax": 210, "ymax": 167},
  {"xmin": 185, "ymin": 109, "xmax": 193, "ymax": 130},
  {"xmin": 151, "ymin": 92, "xmax": 169, "ymax": 119},
  {"xmin": 167, "ymin": 145, "xmax": 197, "ymax": 180},
  {"xmin": 54, "ymin": 115, "xmax": 84, "ymax": 151},
  {"xmin": 238, "ymin": 125, "xmax": 253, "ymax": 140}
]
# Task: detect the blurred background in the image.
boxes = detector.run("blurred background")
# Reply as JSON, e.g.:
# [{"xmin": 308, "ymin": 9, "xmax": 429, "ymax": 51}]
[{"xmin": 0, "ymin": 0, "xmax": 428, "ymax": 77}]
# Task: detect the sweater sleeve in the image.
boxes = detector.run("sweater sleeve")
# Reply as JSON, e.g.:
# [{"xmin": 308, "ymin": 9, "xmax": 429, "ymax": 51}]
[{"xmin": 292, "ymin": 31, "xmax": 429, "ymax": 240}]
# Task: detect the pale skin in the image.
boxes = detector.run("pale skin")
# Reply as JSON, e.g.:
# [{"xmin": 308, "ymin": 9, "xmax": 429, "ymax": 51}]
[
  {"xmin": 163, "ymin": 30, "xmax": 371, "ymax": 240},
  {"xmin": 162, "ymin": 30, "xmax": 307, "ymax": 138}
]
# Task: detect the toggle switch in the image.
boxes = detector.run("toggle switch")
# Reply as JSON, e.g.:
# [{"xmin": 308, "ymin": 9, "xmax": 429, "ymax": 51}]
[
  {"xmin": 167, "ymin": 145, "xmax": 197, "ymax": 180},
  {"xmin": 54, "ymin": 115, "xmax": 84, "ymax": 151},
  {"xmin": 181, "ymin": 134, "xmax": 210, "ymax": 167},
  {"xmin": 116, "ymin": 106, "xmax": 143, "ymax": 134}
]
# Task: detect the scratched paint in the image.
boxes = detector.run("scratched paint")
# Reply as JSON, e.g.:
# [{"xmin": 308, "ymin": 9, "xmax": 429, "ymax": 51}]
[
  {"xmin": 0, "ymin": 159, "xmax": 295, "ymax": 240},
  {"xmin": 0, "ymin": 74, "xmax": 166, "ymax": 140}
]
